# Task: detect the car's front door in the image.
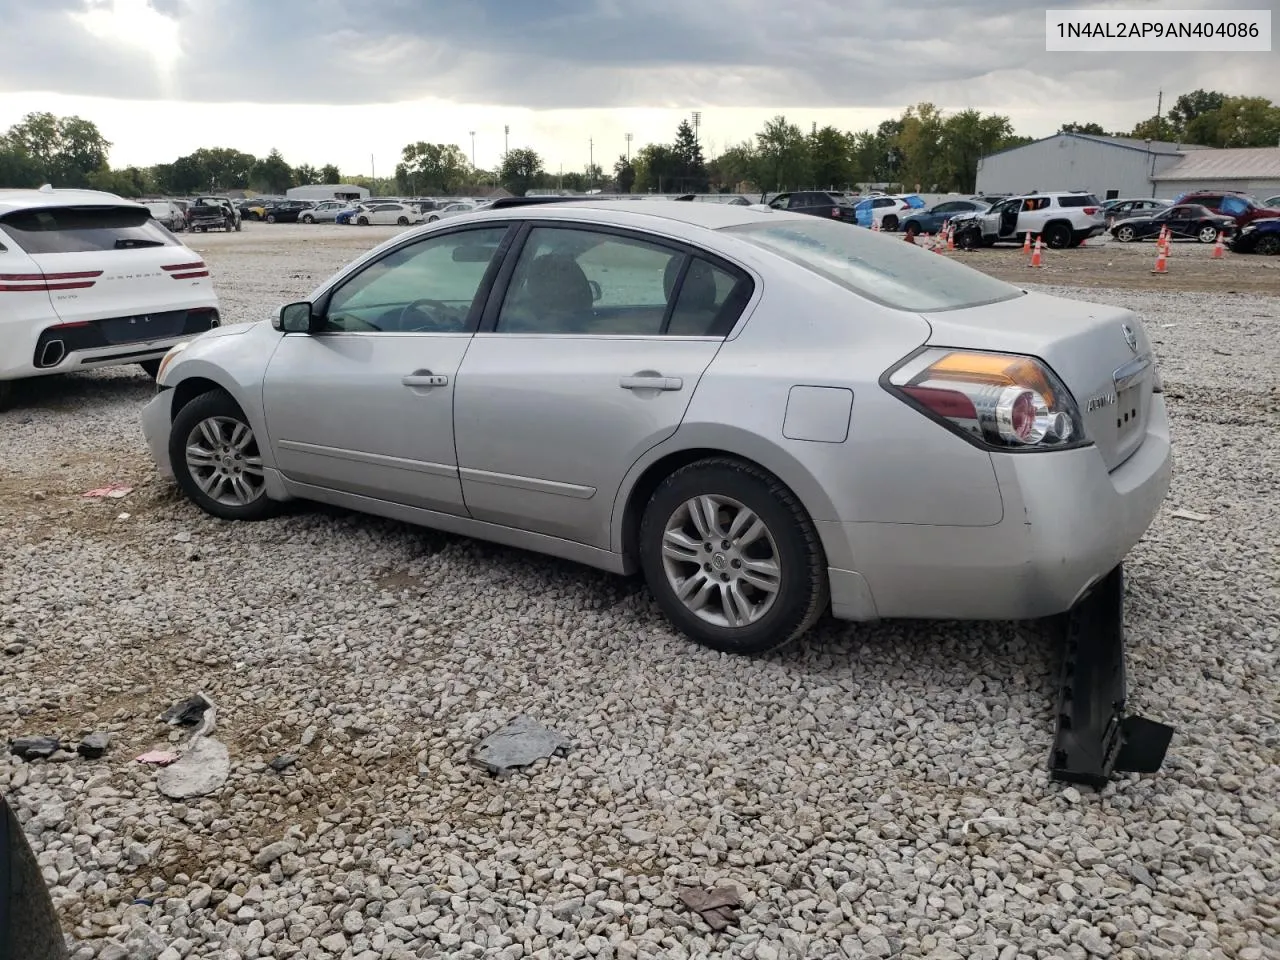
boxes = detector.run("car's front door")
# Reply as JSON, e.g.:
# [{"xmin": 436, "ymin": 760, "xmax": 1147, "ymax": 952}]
[
  {"xmin": 995, "ymin": 199, "xmax": 1020, "ymax": 237},
  {"xmin": 1163, "ymin": 206, "xmax": 1196, "ymax": 238},
  {"xmin": 452, "ymin": 223, "xmax": 753, "ymax": 547},
  {"xmin": 261, "ymin": 224, "xmax": 513, "ymax": 512}
]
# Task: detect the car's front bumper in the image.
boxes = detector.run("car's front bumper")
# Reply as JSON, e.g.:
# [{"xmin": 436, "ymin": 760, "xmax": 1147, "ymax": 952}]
[
  {"xmin": 140, "ymin": 387, "xmax": 176, "ymax": 479},
  {"xmin": 823, "ymin": 395, "xmax": 1172, "ymax": 621}
]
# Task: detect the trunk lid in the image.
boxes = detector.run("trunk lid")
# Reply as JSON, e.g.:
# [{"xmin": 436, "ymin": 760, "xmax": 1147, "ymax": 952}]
[{"xmin": 921, "ymin": 292, "xmax": 1156, "ymax": 471}]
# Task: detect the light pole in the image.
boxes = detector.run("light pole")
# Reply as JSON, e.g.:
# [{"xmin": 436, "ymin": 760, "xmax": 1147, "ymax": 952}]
[
  {"xmin": 589, "ymin": 138, "xmax": 594, "ymax": 186},
  {"xmin": 469, "ymin": 131, "xmax": 476, "ymax": 168},
  {"xmin": 625, "ymin": 132, "xmax": 632, "ymax": 161},
  {"xmin": 504, "ymin": 125, "xmax": 509, "ymax": 159},
  {"xmin": 691, "ymin": 111, "xmax": 701, "ymax": 145}
]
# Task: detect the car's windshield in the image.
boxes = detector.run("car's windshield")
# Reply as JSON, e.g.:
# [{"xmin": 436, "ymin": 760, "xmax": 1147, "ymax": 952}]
[{"xmin": 723, "ymin": 217, "xmax": 1024, "ymax": 312}]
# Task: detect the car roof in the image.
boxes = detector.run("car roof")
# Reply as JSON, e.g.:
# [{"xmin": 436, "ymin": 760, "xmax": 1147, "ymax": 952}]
[
  {"xmin": 463, "ymin": 199, "xmax": 786, "ymax": 231},
  {"xmin": 0, "ymin": 187, "xmax": 144, "ymax": 216}
]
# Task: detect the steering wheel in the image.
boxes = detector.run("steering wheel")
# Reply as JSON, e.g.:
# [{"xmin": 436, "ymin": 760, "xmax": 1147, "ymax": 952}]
[{"xmin": 397, "ymin": 298, "xmax": 462, "ymax": 332}]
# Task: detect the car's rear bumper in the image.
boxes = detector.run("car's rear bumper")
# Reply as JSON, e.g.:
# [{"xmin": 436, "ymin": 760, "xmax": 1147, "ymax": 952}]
[
  {"xmin": 823, "ymin": 395, "xmax": 1172, "ymax": 621},
  {"xmin": 141, "ymin": 387, "xmax": 176, "ymax": 478}
]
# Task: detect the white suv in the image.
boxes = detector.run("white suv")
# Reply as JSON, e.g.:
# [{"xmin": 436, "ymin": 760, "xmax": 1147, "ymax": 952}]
[
  {"xmin": 949, "ymin": 192, "xmax": 1106, "ymax": 249},
  {"xmin": 0, "ymin": 188, "xmax": 220, "ymax": 409}
]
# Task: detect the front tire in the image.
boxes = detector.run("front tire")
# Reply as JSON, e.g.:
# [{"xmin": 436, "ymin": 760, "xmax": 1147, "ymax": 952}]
[
  {"xmin": 397, "ymin": 216, "xmax": 409, "ymax": 226},
  {"xmin": 638, "ymin": 458, "xmax": 828, "ymax": 655},
  {"xmin": 265, "ymin": 214, "xmax": 277, "ymax": 224},
  {"xmin": 882, "ymin": 215, "xmax": 899, "ymax": 232},
  {"xmin": 169, "ymin": 390, "xmax": 279, "ymax": 522},
  {"xmin": 1255, "ymin": 235, "xmax": 1280, "ymax": 256},
  {"xmin": 357, "ymin": 217, "xmax": 369, "ymax": 226},
  {"xmin": 0, "ymin": 379, "xmax": 13, "ymax": 411},
  {"xmin": 1198, "ymin": 224, "xmax": 1219, "ymax": 243},
  {"xmin": 1115, "ymin": 224, "xmax": 1136, "ymax": 242},
  {"xmin": 301, "ymin": 214, "xmax": 315, "ymax": 224}
]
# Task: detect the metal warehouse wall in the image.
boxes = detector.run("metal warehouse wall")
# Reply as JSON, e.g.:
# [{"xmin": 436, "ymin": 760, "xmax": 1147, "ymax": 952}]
[
  {"xmin": 976, "ymin": 138, "xmax": 1183, "ymax": 200},
  {"xmin": 1153, "ymin": 178, "xmax": 1280, "ymax": 197}
]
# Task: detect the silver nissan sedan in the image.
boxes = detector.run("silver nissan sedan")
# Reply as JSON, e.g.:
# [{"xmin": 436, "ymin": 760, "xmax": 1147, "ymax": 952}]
[{"xmin": 141, "ymin": 200, "xmax": 1171, "ymax": 655}]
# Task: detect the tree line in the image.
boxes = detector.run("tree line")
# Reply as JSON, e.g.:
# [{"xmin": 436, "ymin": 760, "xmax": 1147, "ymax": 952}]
[{"xmin": 2, "ymin": 89, "xmax": 1276, "ymax": 199}]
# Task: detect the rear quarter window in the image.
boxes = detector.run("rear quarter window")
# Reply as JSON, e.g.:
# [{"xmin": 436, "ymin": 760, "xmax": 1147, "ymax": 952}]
[
  {"xmin": 0, "ymin": 205, "xmax": 179, "ymax": 254},
  {"xmin": 725, "ymin": 218, "xmax": 1024, "ymax": 312},
  {"xmin": 1057, "ymin": 195, "xmax": 1101, "ymax": 207}
]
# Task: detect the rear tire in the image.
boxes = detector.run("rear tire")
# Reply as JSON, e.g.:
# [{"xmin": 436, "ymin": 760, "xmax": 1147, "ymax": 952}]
[
  {"xmin": 265, "ymin": 214, "xmax": 277, "ymax": 224},
  {"xmin": 1256, "ymin": 235, "xmax": 1280, "ymax": 255},
  {"xmin": 638, "ymin": 458, "xmax": 828, "ymax": 655},
  {"xmin": 301, "ymin": 214, "xmax": 314, "ymax": 224},
  {"xmin": 1197, "ymin": 224, "xmax": 1219, "ymax": 243},
  {"xmin": 1044, "ymin": 223, "xmax": 1072, "ymax": 249},
  {"xmin": 397, "ymin": 216, "xmax": 409, "ymax": 226},
  {"xmin": 357, "ymin": 217, "xmax": 369, "ymax": 226},
  {"xmin": 427, "ymin": 215, "xmax": 439, "ymax": 223},
  {"xmin": 139, "ymin": 359, "xmax": 162, "ymax": 379},
  {"xmin": 1115, "ymin": 224, "xmax": 1136, "ymax": 242},
  {"xmin": 169, "ymin": 390, "xmax": 279, "ymax": 522},
  {"xmin": 0, "ymin": 379, "xmax": 13, "ymax": 411},
  {"xmin": 882, "ymin": 215, "xmax": 899, "ymax": 231}
]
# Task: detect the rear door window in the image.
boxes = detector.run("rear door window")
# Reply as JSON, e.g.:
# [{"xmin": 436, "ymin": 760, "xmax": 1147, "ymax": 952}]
[
  {"xmin": 1057, "ymin": 195, "xmax": 1100, "ymax": 207},
  {"xmin": 0, "ymin": 205, "xmax": 178, "ymax": 254}
]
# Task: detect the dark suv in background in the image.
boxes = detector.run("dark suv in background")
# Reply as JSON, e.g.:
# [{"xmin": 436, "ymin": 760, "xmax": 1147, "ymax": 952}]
[
  {"xmin": 765, "ymin": 191, "xmax": 859, "ymax": 223},
  {"xmin": 1174, "ymin": 191, "xmax": 1280, "ymax": 229}
]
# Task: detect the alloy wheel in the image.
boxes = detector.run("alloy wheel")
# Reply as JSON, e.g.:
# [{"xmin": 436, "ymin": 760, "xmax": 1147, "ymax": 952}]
[
  {"xmin": 660, "ymin": 494, "xmax": 781, "ymax": 628},
  {"xmin": 184, "ymin": 416, "xmax": 266, "ymax": 507}
]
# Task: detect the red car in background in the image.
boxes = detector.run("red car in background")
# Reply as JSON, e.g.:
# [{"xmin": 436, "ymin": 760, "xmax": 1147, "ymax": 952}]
[{"xmin": 1174, "ymin": 191, "xmax": 1280, "ymax": 229}]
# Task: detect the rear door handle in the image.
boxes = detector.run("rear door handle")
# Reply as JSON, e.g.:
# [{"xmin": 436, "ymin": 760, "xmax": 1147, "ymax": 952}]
[
  {"xmin": 402, "ymin": 371, "xmax": 449, "ymax": 387},
  {"xmin": 620, "ymin": 376, "xmax": 682, "ymax": 391}
]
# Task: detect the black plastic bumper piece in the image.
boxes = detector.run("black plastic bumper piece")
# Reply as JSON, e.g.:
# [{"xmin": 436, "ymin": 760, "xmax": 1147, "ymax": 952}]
[{"xmin": 1048, "ymin": 564, "xmax": 1175, "ymax": 788}]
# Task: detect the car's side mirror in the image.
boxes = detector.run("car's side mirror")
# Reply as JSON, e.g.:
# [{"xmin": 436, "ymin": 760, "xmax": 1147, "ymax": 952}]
[
  {"xmin": 587, "ymin": 280, "xmax": 602, "ymax": 302},
  {"xmin": 1, "ymin": 794, "xmax": 70, "ymax": 959},
  {"xmin": 274, "ymin": 301, "xmax": 316, "ymax": 333}
]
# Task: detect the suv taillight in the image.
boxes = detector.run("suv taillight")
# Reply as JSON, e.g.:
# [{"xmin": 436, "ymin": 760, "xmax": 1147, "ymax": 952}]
[{"xmin": 1083, "ymin": 206, "xmax": 1099, "ymax": 215}]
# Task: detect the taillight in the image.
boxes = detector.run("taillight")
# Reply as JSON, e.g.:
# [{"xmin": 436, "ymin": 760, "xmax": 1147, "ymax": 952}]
[
  {"xmin": 1083, "ymin": 207, "xmax": 1099, "ymax": 215},
  {"xmin": 886, "ymin": 348, "xmax": 1087, "ymax": 450}
]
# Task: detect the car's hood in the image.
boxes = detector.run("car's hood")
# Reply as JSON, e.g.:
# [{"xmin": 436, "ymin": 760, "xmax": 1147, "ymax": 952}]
[{"xmin": 196, "ymin": 320, "xmax": 260, "ymax": 342}]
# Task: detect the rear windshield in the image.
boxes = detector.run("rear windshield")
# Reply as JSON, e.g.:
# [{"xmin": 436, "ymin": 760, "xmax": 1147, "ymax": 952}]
[
  {"xmin": 1057, "ymin": 195, "xmax": 1100, "ymax": 207},
  {"xmin": 0, "ymin": 205, "xmax": 178, "ymax": 254},
  {"xmin": 723, "ymin": 218, "xmax": 1024, "ymax": 312}
]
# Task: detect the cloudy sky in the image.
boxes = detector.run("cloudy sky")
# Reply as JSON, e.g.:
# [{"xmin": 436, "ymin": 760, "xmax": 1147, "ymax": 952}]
[{"xmin": 0, "ymin": 0, "xmax": 1274, "ymax": 176}]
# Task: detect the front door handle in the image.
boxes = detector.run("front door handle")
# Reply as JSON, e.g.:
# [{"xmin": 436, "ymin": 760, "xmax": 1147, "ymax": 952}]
[
  {"xmin": 620, "ymin": 376, "xmax": 682, "ymax": 391},
  {"xmin": 402, "ymin": 371, "xmax": 449, "ymax": 388}
]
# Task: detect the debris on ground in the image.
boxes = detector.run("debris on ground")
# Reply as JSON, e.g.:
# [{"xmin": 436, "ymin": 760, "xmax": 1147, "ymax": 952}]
[
  {"xmin": 157, "ymin": 736, "xmax": 230, "ymax": 799},
  {"xmin": 9, "ymin": 735, "xmax": 62, "ymax": 761},
  {"xmin": 678, "ymin": 885, "xmax": 744, "ymax": 931},
  {"xmin": 77, "ymin": 732, "xmax": 111, "ymax": 759},
  {"xmin": 1170, "ymin": 509, "xmax": 1212, "ymax": 522},
  {"xmin": 160, "ymin": 693, "xmax": 215, "ymax": 727},
  {"xmin": 471, "ymin": 715, "xmax": 571, "ymax": 776},
  {"xmin": 268, "ymin": 753, "xmax": 299, "ymax": 772},
  {"xmin": 136, "ymin": 750, "xmax": 179, "ymax": 765},
  {"xmin": 83, "ymin": 484, "xmax": 133, "ymax": 499}
]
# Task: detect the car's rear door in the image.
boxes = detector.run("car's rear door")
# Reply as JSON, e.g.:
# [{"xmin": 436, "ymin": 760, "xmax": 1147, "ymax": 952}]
[{"xmin": 452, "ymin": 222, "xmax": 755, "ymax": 548}]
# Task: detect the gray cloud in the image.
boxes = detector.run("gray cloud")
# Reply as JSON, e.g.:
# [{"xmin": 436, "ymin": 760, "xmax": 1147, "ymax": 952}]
[{"xmin": 0, "ymin": 0, "xmax": 1273, "ymax": 114}]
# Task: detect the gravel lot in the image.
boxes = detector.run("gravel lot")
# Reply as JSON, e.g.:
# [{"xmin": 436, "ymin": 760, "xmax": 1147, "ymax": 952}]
[{"xmin": 2, "ymin": 223, "xmax": 1278, "ymax": 960}]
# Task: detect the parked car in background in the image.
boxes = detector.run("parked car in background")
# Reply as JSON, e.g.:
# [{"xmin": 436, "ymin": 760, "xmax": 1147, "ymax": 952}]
[
  {"xmin": 0, "ymin": 188, "xmax": 219, "ymax": 409},
  {"xmin": 1108, "ymin": 204, "xmax": 1233, "ymax": 244},
  {"xmin": 353, "ymin": 202, "xmax": 425, "ymax": 226},
  {"xmin": 1103, "ymin": 198, "xmax": 1170, "ymax": 219},
  {"xmin": 262, "ymin": 200, "xmax": 315, "ymax": 224},
  {"xmin": 764, "ymin": 191, "xmax": 859, "ymax": 223},
  {"xmin": 1172, "ymin": 191, "xmax": 1280, "ymax": 230},
  {"xmin": 300, "ymin": 200, "xmax": 351, "ymax": 223},
  {"xmin": 1263, "ymin": 195, "xmax": 1280, "ymax": 209},
  {"xmin": 239, "ymin": 198, "xmax": 276, "ymax": 220},
  {"xmin": 141, "ymin": 199, "xmax": 1170, "ymax": 659},
  {"xmin": 424, "ymin": 201, "xmax": 479, "ymax": 223},
  {"xmin": 1229, "ymin": 218, "xmax": 1280, "ymax": 255},
  {"xmin": 187, "ymin": 197, "xmax": 240, "ymax": 232},
  {"xmin": 853, "ymin": 194, "xmax": 927, "ymax": 231},
  {"xmin": 335, "ymin": 204, "xmax": 365, "ymax": 225},
  {"xmin": 950, "ymin": 192, "xmax": 1105, "ymax": 249},
  {"xmin": 900, "ymin": 198, "xmax": 991, "ymax": 238},
  {"xmin": 142, "ymin": 199, "xmax": 186, "ymax": 232}
]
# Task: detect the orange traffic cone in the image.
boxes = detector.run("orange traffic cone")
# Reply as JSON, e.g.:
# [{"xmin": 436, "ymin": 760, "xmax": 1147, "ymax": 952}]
[
  {"xmin": 1021, "ymin": 233, "xmax": 1031, "ymax": 254},
  {"xmin": 905, "ymin": 230, "xmax": 916, "ymax": 244},
  {"xmin": 946, "ymin": 224, "xmax": 955, "ymax": 251},
  {"xmin": 1152, "ymin": 244, "xmax": 1168, "ymax": 274},
  {"xmin": 1029, "ymin": 235, "xmax": 1043, "ymax": 268},
  {"xmin": 1212, "ymin": 230, "xmax": 1225, "ymax": 259},
  {"xmin": 871, "ymin": 220, "xmax": 880, "ymax": 233}
]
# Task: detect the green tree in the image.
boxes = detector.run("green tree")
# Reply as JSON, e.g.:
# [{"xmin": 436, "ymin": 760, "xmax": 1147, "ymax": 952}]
[
  {"xmin": 942, "ymin": 110, "xmax": 1018, "ymax": 192},
  {"xmin": 1185, "ymin": 96, "xmax": 1280, "ymax": 147},
  {"xmin": 1060, "ymin": 122, "xmax": 1109, "ymax": 135},
  {"xmin": 672, "ymin": 119, "xmax": 708, "ymax": 192},
  {"xmin": 632, "ymin": 144, "xmax": 681, "ymax": 193},
  {"xmin": 613, "ymin": 155, "xmax": 636, "ymax": 193},
  {"xmin": 584, "ymin": 162, "xmax": 604, "ymax": 189},
  {"xmin": 293, "ymin": 164, "xmax": 320, "ymax": 185},
  {"xmin": 399, "ymin": 142, "xmax": 471, "ymax": 194},
  {"xmin": 500, "ymin": 147, "xmax": 543, "ymax": 195},
  {"xmin": 708, "ymin": 142, "xmax": 758, "ymax": 192},
  {"xmin": 897, "ymin": 102, "xmax": 948, "ymax": 190},
  {"xmin": 754, "ymin": 115, "xmax": 810, "ymax": 191},
  {"xmin": 809, "ymin": 126, "xmax": 854, "ymax": 189},
  {"xmin": 250, "ymin": 148, "xmax": 293, "ymax": 193},
  {"xmin": 1, "ymin": 112, "xmax": 111, "ymax": 187},
  {"xmin": 1168, "ymin": 89, "xmax": 1227, "ymax": 137},
  {"xmin": 319, "ymin": 163, "xmax": 342, "ymax": 183}
]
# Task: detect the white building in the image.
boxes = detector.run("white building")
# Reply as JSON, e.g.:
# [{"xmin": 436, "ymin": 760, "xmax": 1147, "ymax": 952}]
[
  {"xmin": 286, "ymin": 183, "xmax": 369, "ymax": 202},
  {"xmin": 975, "ymin": 133, "xmax": 1210, "ymax": 201},
  {"xmin": 1151, "ymin": 147, "xmax": 1280, "ymax": 198}
]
